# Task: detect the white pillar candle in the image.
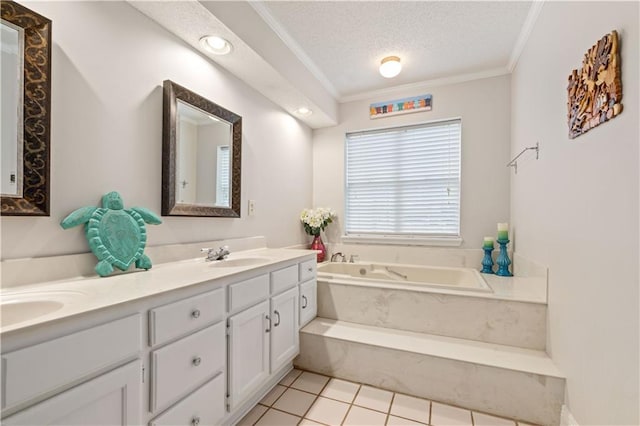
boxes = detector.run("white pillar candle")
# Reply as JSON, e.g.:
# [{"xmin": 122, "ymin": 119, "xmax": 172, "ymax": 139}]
[
  {"xmin": 497, "ymin": 223, "xmax": 509, "ymax": 241},
  {"xmin": 483, "ymin": 236, "xmax": 494, "ymax": 249}
]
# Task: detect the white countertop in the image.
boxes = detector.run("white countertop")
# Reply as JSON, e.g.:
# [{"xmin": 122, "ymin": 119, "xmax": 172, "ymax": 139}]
[{"xmin": 0, "ymin": 248, "xmax": 315, "ymax": 336}]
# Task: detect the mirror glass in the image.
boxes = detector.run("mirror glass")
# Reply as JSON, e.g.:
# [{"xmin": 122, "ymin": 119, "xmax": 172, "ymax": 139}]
[
  {"xmin": 1, "ymin": 1, "xmax": 51, "ymax": 216},
  {"xmin": 175, "ymin": 100, "xmax": 232, "ymax": 207},
  {"xmin": 1, "ymin": 20, "xmax": 24, "ymax": 197},
  {"xmin": 162, "ymin": 80, "xmax": 242, "ymax": 217}
]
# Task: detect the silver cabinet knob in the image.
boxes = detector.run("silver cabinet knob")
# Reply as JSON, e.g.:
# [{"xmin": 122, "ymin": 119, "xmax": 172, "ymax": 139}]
[
  {"xmin": 192, "ymin": 357, "xmax": 201, "ymax": 367},
  {"xmin": 307, "ymin": 267, "xmax": 313, "ymax": 272},
  {"xmin": 191, "ymin": 309, "xmax": 201, "ymax": 319},
  {"xmin": 192, "ymin": 416, "xmax": 200, "ymax": 426}
]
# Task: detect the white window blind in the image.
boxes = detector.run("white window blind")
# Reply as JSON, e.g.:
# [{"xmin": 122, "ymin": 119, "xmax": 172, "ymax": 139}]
[
  {"xmin": 345, "ymin": 119, "xmax": 461, "ymax": 238},
  {"xmin": 216, "ymin": 145, "xmax": 230, "ymax": 206}
]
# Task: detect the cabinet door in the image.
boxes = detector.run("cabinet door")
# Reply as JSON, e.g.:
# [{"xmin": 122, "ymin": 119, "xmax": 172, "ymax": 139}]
[
  {"xmin": 299, "ymin": 279, "xmax": 317, "ymax": 328},
  {"xmin": 3, "ymin": 360, "xmax": 141, "ymax": 426},
  {"xmin": 228, "ymin": 300, "xmax": 270, "ymax": 410},
  {"xmin": 270, "ymin": 286, "xmax": 299, "ymax": 373}
]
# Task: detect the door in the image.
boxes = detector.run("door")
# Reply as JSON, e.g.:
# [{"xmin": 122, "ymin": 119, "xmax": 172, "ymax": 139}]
[
  {"xmin": 270, "ymin": 286, "xmax": 299, "ymax": 373},
  {"xmin": 227, "ymin": 300, "xmax": 270, "ymax": 410},
  {"xmin": 3, "ymin": 360, "xmax": 141, "ymax": 425},
  {"xmin": 299, "ymin": 279, "xmax": 317, "ymax": 328}
]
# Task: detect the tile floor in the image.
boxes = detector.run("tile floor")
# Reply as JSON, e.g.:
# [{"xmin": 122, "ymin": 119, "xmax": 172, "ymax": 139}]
[{"xmin": 237, "ymin": 369, "xmax": 538, "ymax": 426}]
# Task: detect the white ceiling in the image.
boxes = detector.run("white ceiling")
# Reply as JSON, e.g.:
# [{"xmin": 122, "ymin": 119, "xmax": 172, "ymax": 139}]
[
  {"xmin": 130, "ymin": 1, "xmax": 540, "ymax": 128},
  {"xmin": 257, "ymin": 1, "xmax": 533, "ymax": 99}
]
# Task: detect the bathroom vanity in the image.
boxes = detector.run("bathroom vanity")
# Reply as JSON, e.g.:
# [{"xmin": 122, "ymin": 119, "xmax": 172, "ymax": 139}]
[{"xmin": 0, "ymin": 248, "xmax": 317, "ymax": 426}]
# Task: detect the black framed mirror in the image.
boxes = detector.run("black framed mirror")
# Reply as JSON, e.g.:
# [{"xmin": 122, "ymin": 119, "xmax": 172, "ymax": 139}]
[
  {"xmin": 1, "ymin": 1, "xmax": 51, "ymax": 216},
  {"xmin": 162, "ymin": 80, "xmax": 242, "ymax": 217}
]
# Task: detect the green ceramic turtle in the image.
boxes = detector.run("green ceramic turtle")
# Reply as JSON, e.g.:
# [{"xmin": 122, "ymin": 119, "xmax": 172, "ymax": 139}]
[{"xmin": 61, "ymin": 191, "xmax": 162, "ymax": 277}]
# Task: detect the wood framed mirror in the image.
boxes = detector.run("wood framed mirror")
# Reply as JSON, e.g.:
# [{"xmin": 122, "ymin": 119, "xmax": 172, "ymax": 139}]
[
  {"xmin": 162, "ymin": 80, "xmax": 242, "ymax": 217},
  {"xmin": 1, "ymin": 1, "xmax": 52, "ymax": 216}
]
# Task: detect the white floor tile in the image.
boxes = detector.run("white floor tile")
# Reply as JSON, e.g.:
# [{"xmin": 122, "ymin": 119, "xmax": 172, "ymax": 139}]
[
  {"xmin": 254, "ymin": 408, "xmax": 300, "ymax": 426},
  {"xmin": 236, "ymin": 404, "xmax": 268, "ymax": 426},
  {"xmin": 279, "ymin": 369, "xmax": 303, "ymax": 386},
  {"xmin": 343, "ymin": 405, "xmax": 387, "ymax": 426},
  {"xmin": 305, "ymin": 396, "xmax": 350, "ymax": 425},
  {"xmin": 430, "ymin": 402, "xmax": 472, "ymax": 426},
  {"xmin": 272, "ymin": 388, "xmax": 316, "ymax": 417},
  {"xmin": 387, "ymin": 415, "xmax": 427, "ymax": 426},
  {"xmin": 353, "ymin": 385, "xmax": 393, "ymax": 412},
  {"xmin": 291, "ymin": 371, "xmax": 330, "ymax": 394},
  {"xmin": 260, "ymin": 385, "xmax": 287, "ymax": 407},
  {"xmin": 473, "ymin": 412, "xmax": 516, "ymax": 426},
  {"xmin": 320, "ymin": 378, "xmax": 361, "ymax": 403},
  {"xmin": 299, "ymin": 419, "xmax": 324, "ymax": 426},
  {"xmin": 390, "ymin": 394, "xmax": 430, "ymax": 423}
]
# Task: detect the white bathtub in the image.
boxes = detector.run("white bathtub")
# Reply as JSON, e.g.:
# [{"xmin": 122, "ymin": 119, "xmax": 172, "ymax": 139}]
[{"xmin": 317, "ymin": 261, "xmax": 492, "ymax": 293}]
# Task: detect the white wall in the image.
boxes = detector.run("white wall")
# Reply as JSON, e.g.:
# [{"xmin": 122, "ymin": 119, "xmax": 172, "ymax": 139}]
[
  {"xmin": 510, "ymin": 2, "xmax": 639, "ymax": 425},
  {"xmin": 0, "ymin": 1, "xmax": 313, "ymax": 260},
  {"xmin": 313, "ymin": 75, "xmax": 511, "ymax": 249}
]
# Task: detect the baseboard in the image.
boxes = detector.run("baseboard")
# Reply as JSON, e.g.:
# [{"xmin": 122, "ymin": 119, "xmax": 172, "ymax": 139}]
[{"xmin": 561, "ymin": 405, "xmax": 579, "ymax": 426}]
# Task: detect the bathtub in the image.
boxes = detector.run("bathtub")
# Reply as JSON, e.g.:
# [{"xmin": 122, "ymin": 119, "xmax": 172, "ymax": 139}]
[{"xmin": 317, "ymin": 261, "xmax": 492, "ymax": 293}]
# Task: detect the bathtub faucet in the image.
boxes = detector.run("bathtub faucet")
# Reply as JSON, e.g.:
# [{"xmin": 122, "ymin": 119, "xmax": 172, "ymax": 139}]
[
  {"xmin": 330, "ymin": 252, "xmax": 346, "ymax": 262},
  {"xmin": 201, "ymin": 246, "xmax": 230, "ymax": 261}
]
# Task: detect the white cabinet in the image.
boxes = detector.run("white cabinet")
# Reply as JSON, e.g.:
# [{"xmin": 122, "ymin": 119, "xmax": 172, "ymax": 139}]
[
  {"xmin": 228, "ymin": 300, "xmax": 270, "ymax": 410},
  {"xmin": 3, "ymin": 360, "xmax": 141, "ymax": 426},
  {"xmin": 270, "ymin": 286, "xmax": 299, "ymax": 372},
  {"xmin": 299, "ymin": 279, "xmax": 317, "ymax": 328}
]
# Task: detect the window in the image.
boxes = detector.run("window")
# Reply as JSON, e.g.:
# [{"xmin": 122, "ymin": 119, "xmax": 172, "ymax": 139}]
[
  {"xmin": 345, "ymin": 119, "xmax": 461, "ymax": 242},
  {"xmin": 216, "ymin": 145, "xmax": 230, "ymax": 206}
]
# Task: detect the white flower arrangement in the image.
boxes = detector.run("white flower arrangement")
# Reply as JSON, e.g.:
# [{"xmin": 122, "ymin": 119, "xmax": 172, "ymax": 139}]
[{"xmin": 300, "ymin": 207, "xmax": 336, "ymax": 237}]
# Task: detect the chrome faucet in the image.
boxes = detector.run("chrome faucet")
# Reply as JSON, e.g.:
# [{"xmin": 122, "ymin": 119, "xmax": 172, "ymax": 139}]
[
  {"xmin": 201, "ymin": 246, "xmax": 230, "ymax": 261},
  {"xmin": 330, "ymin": 252, "xmax": 346, "ymax": 262}
]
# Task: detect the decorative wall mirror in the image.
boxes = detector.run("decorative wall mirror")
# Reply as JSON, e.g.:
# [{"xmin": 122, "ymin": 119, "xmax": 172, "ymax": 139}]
[
  {"xmin": 1, "ymin": 1, "xmax": 51, "ymax": 216},
  {"xmin": 162, "ymin": 80, "xmax": 242, "ymax": 217}
]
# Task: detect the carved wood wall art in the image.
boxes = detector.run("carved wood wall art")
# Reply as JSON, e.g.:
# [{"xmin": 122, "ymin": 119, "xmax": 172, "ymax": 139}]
[{"xmin": 567, "ymin": 30, "xmax": 623, "ymax": 139}]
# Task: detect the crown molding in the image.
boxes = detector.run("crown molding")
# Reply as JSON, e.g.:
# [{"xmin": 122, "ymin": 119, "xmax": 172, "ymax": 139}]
[
  {"xmin": 338, "ymin": 67, "xmax": 510, "ymax": 104},
  {"xmin": 249, "ymin": 1, "xmax": 340, "ymax": 99},
  {"xmin": 508, "ymin": 1, "xmax": 545, "ymax": 72}
]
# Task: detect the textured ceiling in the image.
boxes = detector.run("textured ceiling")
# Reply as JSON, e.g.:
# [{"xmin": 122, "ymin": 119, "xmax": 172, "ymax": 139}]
[{"xmin": 260, "ymin": 1, "xmax": 532, "ymax": 98}]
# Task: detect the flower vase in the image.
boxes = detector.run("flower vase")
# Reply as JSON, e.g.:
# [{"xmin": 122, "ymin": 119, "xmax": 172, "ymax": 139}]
[{"xmin": 310, "ymin": 235, "xmax": 326, "ymax": 263}]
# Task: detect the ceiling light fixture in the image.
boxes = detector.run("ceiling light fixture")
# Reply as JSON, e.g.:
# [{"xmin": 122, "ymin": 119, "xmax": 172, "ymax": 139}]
[
  {"xmin": 199, "ymin": 35, "xmax": 232, "ymax": 55},
  {"xmin": 295, "ymin": 107, "xmax": 312, "ymax": 116},
  {"xmin": 379, "ymin": 56, "xmax": 402, "ymax": 78}
]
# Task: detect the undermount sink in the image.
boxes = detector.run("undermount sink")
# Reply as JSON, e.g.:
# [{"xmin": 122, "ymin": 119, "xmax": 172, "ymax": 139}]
[
  {"xmin": 1, "ymin": 290, "xmax": 85, "ymax": 328},
  {"xmin": 209, "ymin": 257, "xmax": 272, "ymax": 268},
  {"xmin": 1, "ymin": 300, "xmax": 64, "ymax": 327}
]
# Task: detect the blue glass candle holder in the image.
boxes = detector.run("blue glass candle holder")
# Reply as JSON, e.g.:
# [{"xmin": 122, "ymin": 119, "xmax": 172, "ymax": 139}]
[
  {"xmin": 496, "ymin": 239, "xmax": 513, "ymax": 277},
  {"xmin": 481, "ymin": 246, "xmax": 494, "ymax": 274}
]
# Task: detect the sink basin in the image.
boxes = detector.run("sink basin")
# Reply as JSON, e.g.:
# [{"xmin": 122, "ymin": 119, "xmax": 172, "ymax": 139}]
[
  {"xmin": 1, "ymin": 300, "xmax": 64, "ymax": 326},
  {"xmin": 209, "ymin": 257, "xmax": 271, "ymax": 268}
]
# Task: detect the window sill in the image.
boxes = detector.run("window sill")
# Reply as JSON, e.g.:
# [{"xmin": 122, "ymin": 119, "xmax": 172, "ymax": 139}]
[{"xmin": 341, "ymin": 235, "xmax": 463, "ymax": 247}]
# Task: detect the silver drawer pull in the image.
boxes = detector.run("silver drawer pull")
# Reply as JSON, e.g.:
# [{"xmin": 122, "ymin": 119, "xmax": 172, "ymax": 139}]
[
  {"xmin": 302, "ymin": 295, "xmax": 308, "ymax": 309},
  {"xmin": 192, "ymin": 416, "xmax": 201, "ymax": 426},
  {"xmin": 192, "ymin": 357, "xmax": 202, "ymax": 367},
  {"xmin": 191, "ymin": 309, "xmax": 201, "ymax": 319},
  {"xmin": 265, "ymin": 314, "xmax": 271, "ymax": 333},
  {"xmin": 274, "ymin": 310, "xmax": 280, "ymax": 327}
]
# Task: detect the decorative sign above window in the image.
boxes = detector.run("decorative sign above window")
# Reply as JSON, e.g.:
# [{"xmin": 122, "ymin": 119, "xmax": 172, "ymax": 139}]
[
  {"xmin": 370, "ymin": 94, "xmax": 432, "ymax": 119},
  {"xmin": 567, "ymin": 30, "xmax": 623, "ymax": 139}
]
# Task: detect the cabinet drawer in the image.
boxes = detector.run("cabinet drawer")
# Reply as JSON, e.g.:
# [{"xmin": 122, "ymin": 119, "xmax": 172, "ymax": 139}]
[
  {"xmin": 150, "ymin": 373, "xmax": 225, "ymax": 426},
  {"xmin": 271, "ymin": 265, "xmax": 298, "ymax": 295},
  {"xmin": 150, "ymin": 322, "xmax": 225, "ymax": 412},
  {"xmin": 228, "ymin": 274, "xmax": 269, "ymax": 314},
  {"xmin": 299, "ymin": 279, "xmax": 317, "ymax": 328},
  {"xmin": 299, "ymin": 259, "xmax": 316, "ymax": 282},
  {"xmin": 149, "ymin": 288, "xmax": 225, "ymax": 346},
  {"xmin": 2, "ymin": 315, "xmax": 141, "ymax": 410}
]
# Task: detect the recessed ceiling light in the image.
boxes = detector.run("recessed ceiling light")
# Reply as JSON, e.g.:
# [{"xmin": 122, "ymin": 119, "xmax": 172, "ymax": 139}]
[
  {"xmin": 379, "ymin": 56, "xmax": 402, "ymax": 78},
  {"xmin": 295, "ymin": 107, "xmax": 312, "ymax": 116},
  {"xmin": 199, "ymin": 35, "xmax": 232, "ymax": 55}
]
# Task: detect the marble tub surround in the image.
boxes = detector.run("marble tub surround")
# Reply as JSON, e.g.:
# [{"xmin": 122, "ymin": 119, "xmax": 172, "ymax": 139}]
[
  {"xmin": 295, "ymin": 319, "xmax": 565, "ymax": 426},
  {"xmin": 317, "ymin": 281, "xmax": 546, "ymax": 350},
  {"xmin": 1, "ymin": 236, "xmax": 268, "ymax": 288},
  {"xmin": 0, "ymin": 242, "xmax": 313, "ymax": 336}
]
